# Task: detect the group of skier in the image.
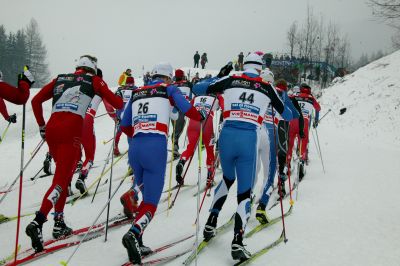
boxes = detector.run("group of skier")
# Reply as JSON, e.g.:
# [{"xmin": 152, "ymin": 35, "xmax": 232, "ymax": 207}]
[{"xmin": 0, "ymin": 51, "xmax": 321, "ymax": 264}]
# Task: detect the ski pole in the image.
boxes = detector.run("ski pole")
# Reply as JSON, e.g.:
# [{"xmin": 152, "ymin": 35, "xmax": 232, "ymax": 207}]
[
  {"xmin": 314, "ymin": 127, "xmax": 325, "ymax": 173},
  {"xmin": 102, "ymin": 137, "xmax": 114, "ymax": 145},
  {"xmin": 0, "ymin": 139, "xmax": 45, "ymax": 205},
  {"xmin": 71, "ymin": 151, "xmax": 127, "ymax": 205},
  {"xmin": 193, "ymin": 151, "xmax": 219, "ymax": 225},
  {"xmin": 95, "ymin": 113, "xmax": 108, "ymax": 119},
  {"xmin": 0, "ymin": 121, "xmax": 11, "ymax": 144},
  {"xmin": 278, "ymin": 178, "xmax": 288, "ymax": 243},
  {"xmin": 169, "ymin": 97, "xmax": 217, "ymax": 210},
  {"xmin": 91, "ymin": 143, "xmax": 113, "ymax": 203},
  {"xmin": 60, "ymin": 173, "xmax": 130, "ymax": 266},
  {"xmin": 296, "ymin": 140, "xmax": 302, "ymax": 201},
  {"xmin": 30, "ymin": 166, "xmax": 44, "ymax": 181},
  {"xmin": 317, "ymin": 109, "xmax": 331, "ymax": 124},
  {"xmin": 195, "ymin": 123, "xmax": 203, "ymax": 266},
  {"xmin": 30, "ymin": 139, "xmax": 44, "ymax": 155},
  {"xmin": 105, "ymin": 122, "xmax": 118, "ymax": 241},
  {"xmin": 167, "ymin": 120, "xmax": 176, "ymax": 217},
  {"xmin": 13, "ymin": 104, "xmax": 26, "ymax": 264}
]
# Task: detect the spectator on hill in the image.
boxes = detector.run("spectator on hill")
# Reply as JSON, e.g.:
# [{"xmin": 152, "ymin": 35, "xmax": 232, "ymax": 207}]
[
  {"xmin": 194, "ymin": 51, "xmax": 200, "ymax": 68},
  {"xmin": 201, "ymin": 53, "xmax": 208, "ymax": 69}
]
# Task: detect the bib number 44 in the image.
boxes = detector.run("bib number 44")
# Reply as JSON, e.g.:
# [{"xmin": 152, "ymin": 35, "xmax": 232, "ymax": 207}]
[{"xmin": 239, "ymin": 92, "xmax": 254, "ymax": 104}]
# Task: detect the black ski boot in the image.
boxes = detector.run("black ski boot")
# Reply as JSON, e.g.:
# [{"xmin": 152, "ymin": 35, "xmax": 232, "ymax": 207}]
[
  {"xmin": 26, "ymin": 212, "xmax": 46, "ymax": 253},
  {"xmin": 231, "ymin": 232, "xmax": 251, "ymax": 261},
  {"xmin": 175, "ymin": 159, "xmax": 186, "ymax": 185},
  {"xmin": 43, "ymin": 152, "xmax": 52, "ymax": 175},
  {"xmin": 299, "ymin": 160, "xmax": 305, "ymax": 182},
  {"xmin": 75, "ymin": 177, "xmax": 87, "ymax": 195},
  {"xmin": 255, "ymin": 203, "xmax": 269, "ymax": 225},
  {"xmin": 138, "ymin": 236, "xmax": 153, "ymax": 256},
  {"xmin": 203, "ymin": 213, "xmax": 218, "ymax": 241},
  {"xmin": 67, "ymin": 185, "xmax": 74, "ymax": 197},
  {"xmin": 122, "ymin": 226, "xmax": 142, "ymax": 264},
  {"xmin": 52, "ymin": 212, "xmax": 73, "ymax": 239},
  {"xmin": 278, "ymin": 179, "xmax": 286, "ymax": 199}
]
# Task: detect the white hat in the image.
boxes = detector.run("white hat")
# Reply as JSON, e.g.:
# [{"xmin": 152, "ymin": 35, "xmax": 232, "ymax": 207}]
[
  {"xmin": 76, "ymin": 55, "xmax": 97, "ymax": 73},
  {"xmin": 243, "ymin": 53, "xmax": 263, "ymax": 71},
  {"xmin": 151, "ymin": 62, "xmax": 173, "ymax": 79},
  {"xmin": 0, "ymin": 70, "xmax": 3, "ymax": 81},
  {"xmin": 260, "ymin": 69, "xmax": 274, "ymax": 83}
]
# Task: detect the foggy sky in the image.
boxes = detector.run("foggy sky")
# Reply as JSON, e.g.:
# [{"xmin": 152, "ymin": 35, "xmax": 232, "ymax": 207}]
[{"xmin": 0, "ymin": 0, "xmax": 395, "ymax": 85}]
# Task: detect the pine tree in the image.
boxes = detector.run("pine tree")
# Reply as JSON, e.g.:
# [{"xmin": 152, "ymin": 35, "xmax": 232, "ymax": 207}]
[{"xmin": 25, "ymin": 18, "xmax": 50, "ymax": 87}]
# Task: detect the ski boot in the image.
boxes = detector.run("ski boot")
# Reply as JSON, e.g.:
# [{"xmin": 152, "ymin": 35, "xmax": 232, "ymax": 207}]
[
  {"xmin": 114, "ymin": 146, "xmax": 121, "ymax": 157},
  {"xmin": 127, "ymin": 166, "xmax": 133, "ymax": 176},
  {"xmin": 278, "ymin": 179, "xmax": 286, "ymax": 199},
  {"xmin": 122, "ymin": 225, "xmax": 142, "ymax": 264},
  {"xmin": 203, "ymin": 213, "xmax": 218, "ymax": 241},
  {"xmin": 75, "ymin": 177, "xmax": 87, "ymax": 195},
  {"xmin": 76, "ymin": 160, "xmax": 83, "ymax": 172},
  {"xmin": 138, "ymin": 236, "xmax": 152, "ymax": 256},
  {"xmin": 52, "ymin": 212, "xmax": 73, "ymax": 239},
  {"xmin": 175, "ymin": 159, "xmax": 186, "ymax": 186},
  {"xmin": 231, "ymin": 232, "xmax": 251, "ymax": 261},
  {"xmin": 120, "ymin": 189, "xmax": 138, "ymax": 219},
  {"xmin": 26, "ymin": 212, "xmax": 46, "ymax": 252},
  {"xmin": 67, "ymin": 185, "xmax": 74, "ymax": 197},
  {"xmin": 173, "ymin": 152, "xmax": 180, "ymax": 161},
  {"xmin": 299, "ymin": 160, "xmax": 305, "ymax": 182},
  {"xmin": 43, "ymin": 152, "xmax": 52, "ymax": 175},
  {"xmin": 255, "ymin": 203, "xmax": 270, "ymax": 225}
]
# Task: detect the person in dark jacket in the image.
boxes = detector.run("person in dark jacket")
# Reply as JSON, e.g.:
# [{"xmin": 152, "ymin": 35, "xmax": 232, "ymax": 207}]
[
  {"xmin": 193, "ymin": 51, "xmax": 200, "ymax": 68},
  {"xmin": 200, "ymin": 53, "xmax": 208, "ymax": 69}
]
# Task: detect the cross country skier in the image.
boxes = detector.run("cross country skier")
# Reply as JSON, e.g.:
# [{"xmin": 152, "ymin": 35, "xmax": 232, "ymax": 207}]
[
  {"xmin": 255, "ymin": 78, "xmax": 304, "ymax": 224},
  {"xmin": 287, "ymin": 83, "xmax": 320, "ymax": 180},
  {"xmin": 202, "ymin": 53, "xmax": 293, "ymax": 261},
  {"xmin": 114, "ymin": 76, "xmax": 136, "ymax": 156},
  {"xmin": 0, "ymin": 67, "xmax": 35, "ymax": 105},
  {"xmin": 171, "ymin": 69, "xmax": 193, "ymax": 160},
  {"xmin": 26, "ymin": 55, "xmax": 123, "ymax": 252},
  {"xmin": 75, "ymin": 68, "xmax": 118, "ymax": 194},
  {"xmin": 175, "ymin": 77, "xmax": 224, "ymax": 186},
  {"xmin": 119, "ymin": 62, "xmax": 206, "ymax": 264}
]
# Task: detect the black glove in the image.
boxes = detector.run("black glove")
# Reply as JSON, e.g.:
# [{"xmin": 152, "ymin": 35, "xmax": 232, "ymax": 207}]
[
  {"xmin": 39, "ymin": 125, "xmax": 46, "ymax": 140},
  {"xmin": 7, "ymin": 113, "xmax": 17, "ymax": 123},
  {"xmin": 18, "ymin": 66, "xmax": 35, "ymax": 86},
  {"xmin": 300, "ymin": 131, "xmax": 305, "ymax": 139},
  {"xmin": 217, "ymin": 62, "xmax": 233, "ymax": 78}
]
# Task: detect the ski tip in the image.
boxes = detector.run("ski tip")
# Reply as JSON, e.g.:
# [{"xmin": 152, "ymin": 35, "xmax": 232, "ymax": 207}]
[{"xmin": 59, "ymin": 260, "xmax": 67, "ymax": 266}]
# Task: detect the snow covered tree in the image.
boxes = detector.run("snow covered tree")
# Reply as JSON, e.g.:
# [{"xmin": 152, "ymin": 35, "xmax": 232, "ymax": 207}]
[
  {"xmin": 368, "ymin": 0, "xmax": 400, "ymax": 48},
  {"xmin": 25, "ymin": 18, "xmax": 50, "ymax": 87}
]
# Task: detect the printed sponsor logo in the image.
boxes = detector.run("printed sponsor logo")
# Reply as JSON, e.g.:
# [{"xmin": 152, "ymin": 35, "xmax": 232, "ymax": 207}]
[
  {"xmin": 55, "ymin": 103, "xmax": 79, "ymax": 111},
  {"xmin": 232, "ymin": 79, "xmax": 251, "ymax": 88},
  {"xmin": 54, "ymin": 84, "xmax": 65, "ymax": 94},
  {"xmin": 231, "ymin": 103, "xmax": 260, "ymax": 114}
]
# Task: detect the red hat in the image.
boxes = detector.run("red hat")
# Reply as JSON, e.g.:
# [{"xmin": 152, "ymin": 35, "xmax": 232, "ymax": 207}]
[
  {"xmin": 175, "ymin": 69, "xmax": 184, "ymax": 78},
  {"xmin": 126, "ymin": 76, "xmax": 135, "ymax": 85},
  {"xmin": 275, "ymin": 79, "xmax": 288, "ymax": 91}
]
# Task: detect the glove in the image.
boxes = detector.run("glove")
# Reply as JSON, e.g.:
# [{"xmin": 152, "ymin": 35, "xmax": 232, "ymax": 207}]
[
  {"xmin": 170, "ymin": 107, "xmax": 179, "ymax": 121},
  {"xmin": 217, "ymin": 62, "xmax": 233, "ymax": 78},
  {"xmin": 18, "ymin": 66, "xmax": 35, "ymax": 87},
  {"xmin": 7, "ymin": 113, "xmax": 17, "ymax": 123},
  {"xmin": 39, "ymin": 125, "xmax": 46, "ymax": 140},
  {"xmin": 300, "ymin": 131, "xmax": 305, "ymax": 139},
  {"xmin": 313, "ymin": 120, "xmax": 318, "ymax": 128},
  {"xmin": 199, "ymin": 109, "xmax": 208, "ymax": 121}
]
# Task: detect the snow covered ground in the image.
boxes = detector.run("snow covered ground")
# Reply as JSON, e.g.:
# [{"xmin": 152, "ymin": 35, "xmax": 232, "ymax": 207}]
[{"xmin": 0, "ymin": 53, "xmax": 400, "ymax": 265}]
